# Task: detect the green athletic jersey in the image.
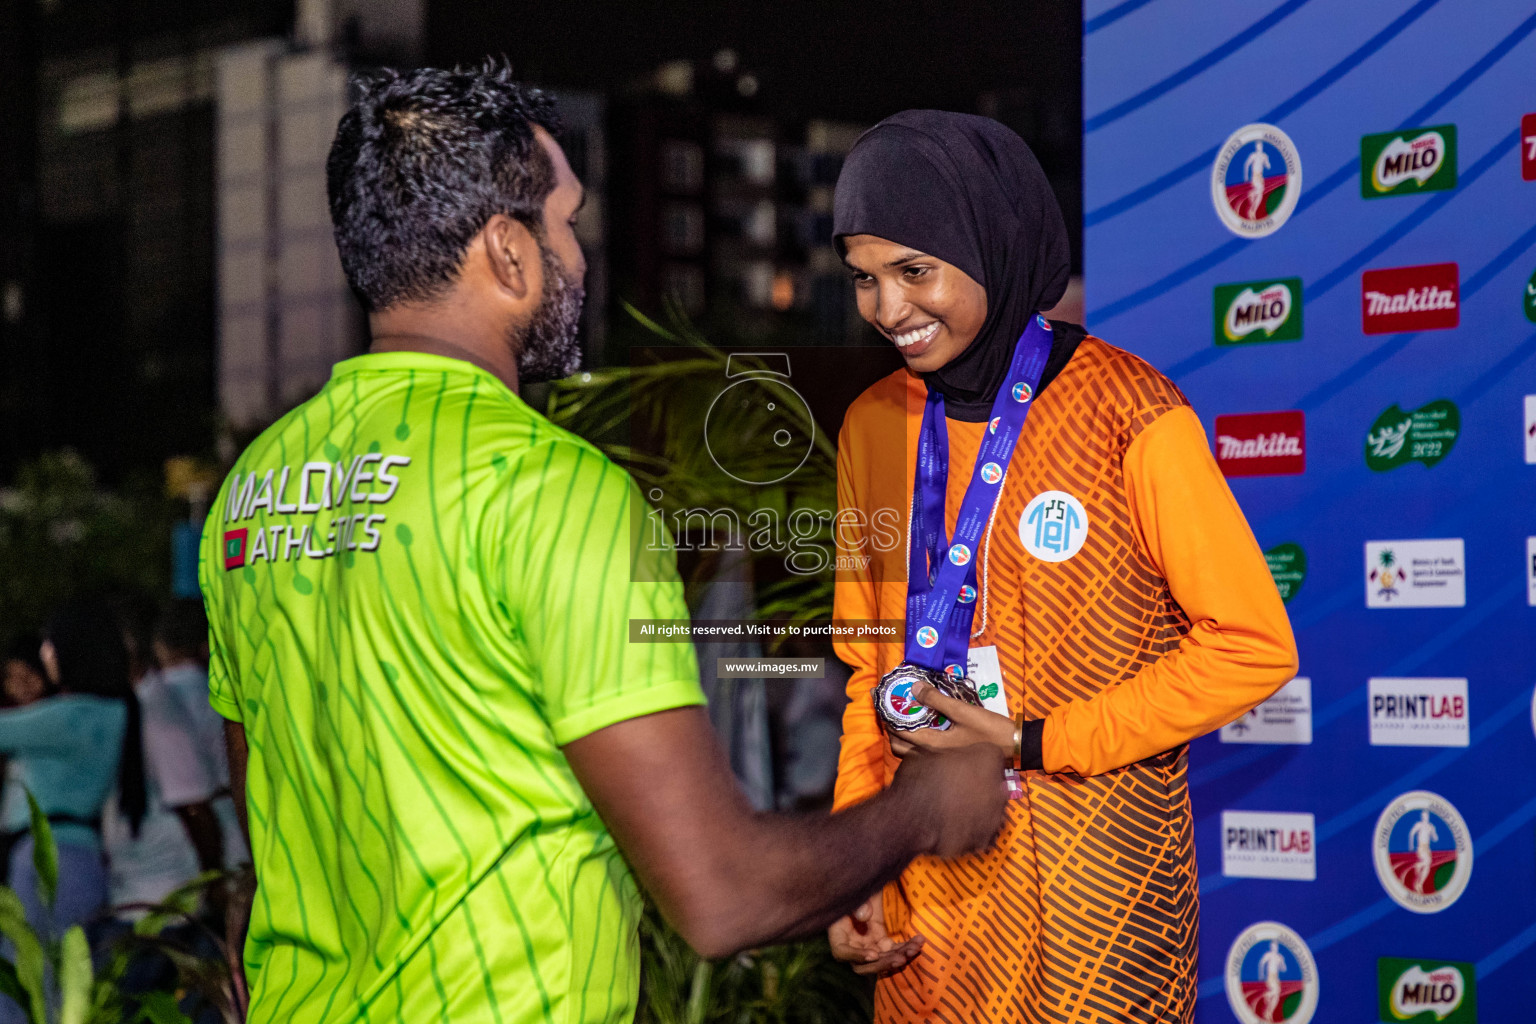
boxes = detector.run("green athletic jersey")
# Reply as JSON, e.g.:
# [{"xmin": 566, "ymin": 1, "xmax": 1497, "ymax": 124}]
[{"xmin": 199, "ymin": 351, "xmax": 703, "ymax": 1024}]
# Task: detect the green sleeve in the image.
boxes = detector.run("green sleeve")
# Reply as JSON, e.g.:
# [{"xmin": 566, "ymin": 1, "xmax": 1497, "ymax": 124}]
[
  {"xmin": 198, "ymin": 484, "xmax": 243, "ymax": 723},
  {"xmin": 491, "ymin": 439, "xmax": 703, "ymax": 745}
]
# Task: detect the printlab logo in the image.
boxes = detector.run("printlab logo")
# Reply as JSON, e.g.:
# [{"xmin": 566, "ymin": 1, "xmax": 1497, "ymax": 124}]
[
  {"xmin": 222, "ymin": 529, "xmax": 248, "ymax": 571},
  {"xmin": 1211, "ymin": 123, "xmax": 1303, "ymax": 239},
  {"xmin": 1523, "ymin": 112, "xmax": 1536, "ymax": 182},
  {"xmin": 1221, "ymin": 677, "xmax": 1312, "ymax": 745},
  {"xmin": 1365, "ymin": 400, "xmax": 1460, "ymax": 471},
  {"xmin": 1362, "ymin": 263, "xmax": 1460, "ymax": 334},
  {"xmin": 1378, "ymin": 958, "xmax": 1475, "ymax": 1023},
  {"xmin": 1225, "ymin": 921, "xmax": 1318, "ymax": 1024},
  {"xmin": 1019, "ymin": 490, "xmax": 1088, "ymax": 563},
  {"xmin": 1373, "ymin": 791, "xmax": 1473, "ymax": 913},
  {"xmin": 1369, "ymin": 678, "xmax": 1469, "ymax": 748},
  {"xmin": 1365, "ymin": 539, "xmax": 1465, "ymax": 608},
  {"xmin": 1214, "ymin": 278, "xmax": 1303, "ymax": 345},
  {"xmin": 1221, "ymin": 811, "xmax": 1315, "ymax": 881},
  {"xmin": 1525, "ymin": 395, "xmax": 1536, "ymax": 464},
  {"xmin": 1214, "ymin": 411, "xmax": 1305, "ymax": 477},
  {"xmin": 1360, "ymin": 124, "xmax": 1457, "ymax": 197},
  {"xmin": 1264, "ymin": 543, "xmax": 1306, "ymax": 603}
]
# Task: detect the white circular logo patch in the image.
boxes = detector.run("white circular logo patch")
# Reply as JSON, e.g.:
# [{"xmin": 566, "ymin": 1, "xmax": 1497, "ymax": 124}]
[
  {"xmin": 1373, "ymin": 790, "xmax": 1472, "ymax": 913},
  {"xmin": 1225, "ymin": 921, "xmax": 1318, "ymax": 1024},
  {"xmin": 1211, "ymin": 123, "xmax": 1302, "ymax": 239},
  {"xmin": 1019, "ymin": 490, "xmax": 1089, "ymax": 562}
]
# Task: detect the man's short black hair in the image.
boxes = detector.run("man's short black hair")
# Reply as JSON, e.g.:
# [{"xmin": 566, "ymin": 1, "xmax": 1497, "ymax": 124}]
[{"xmin": 326, "ymin": 59, "xmax": 562, "ymax": 313}]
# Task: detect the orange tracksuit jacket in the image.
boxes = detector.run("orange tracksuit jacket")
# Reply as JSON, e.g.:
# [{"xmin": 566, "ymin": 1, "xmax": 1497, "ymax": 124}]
[{"xmin": 832, "ymin": 337, "xmax": 1298, "ymax": 1024}]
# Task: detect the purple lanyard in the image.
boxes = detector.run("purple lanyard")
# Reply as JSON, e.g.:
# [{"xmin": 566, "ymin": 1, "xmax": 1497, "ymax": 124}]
[{"xmin": 904, "ymin": 314, "xmax": 1054, "ymax": 675}]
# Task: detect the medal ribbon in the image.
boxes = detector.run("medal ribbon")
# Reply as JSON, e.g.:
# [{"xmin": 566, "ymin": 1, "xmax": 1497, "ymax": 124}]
[{"xmin": 904, "ymin": 314, "xmax": 1054, "ymax": 673}]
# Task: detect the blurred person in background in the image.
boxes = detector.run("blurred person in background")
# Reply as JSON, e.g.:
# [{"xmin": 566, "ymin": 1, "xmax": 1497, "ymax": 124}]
[
  {"xmin": 826, "ymin": 111, "xmax": 1296, "ymax": 1023},
  {"xmin": 0, "ymin": 634, "xmax": 53, "ymax": 883},
  {"xmin": 0, "ymin": 599, "xmax": 146, "ymax": 1023},
  {"xmin": 104, "ymin": 599, "xmax": 247, "ymax": 915}
]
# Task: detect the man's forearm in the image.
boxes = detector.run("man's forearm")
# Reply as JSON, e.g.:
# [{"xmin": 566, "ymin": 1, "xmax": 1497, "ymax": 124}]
[{"xmin": 691, "ymin": 787, "xmax": 927, "ymax": 955}]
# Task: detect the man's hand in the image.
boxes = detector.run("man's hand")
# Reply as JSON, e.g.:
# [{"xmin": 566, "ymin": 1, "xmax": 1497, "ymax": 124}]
[
  {"xmin": 828, "ymin": 896, "xmax": 924, "ymax": 976},
  {"xmin": 890, "ymin": 679, "xmax": 1015, "ymax": 762},
  {"xmin": 563, "ymin": 706, "xmax": 1008, "ymax": 959},
  {"xmin": 887, "ymin": 743, "xmax": 1009, "ymax": 858}
]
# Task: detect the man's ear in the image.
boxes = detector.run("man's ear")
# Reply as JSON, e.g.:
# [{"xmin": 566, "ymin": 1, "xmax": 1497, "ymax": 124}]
[{"xmin": 481, "ymin": 213, "xmax": 542, "ymax": 304}]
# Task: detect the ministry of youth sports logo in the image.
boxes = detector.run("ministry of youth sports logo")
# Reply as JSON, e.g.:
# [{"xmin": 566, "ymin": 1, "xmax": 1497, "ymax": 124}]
[
  {"xmin": 1212, "ymin": 123, "xmax": 1303, "ymax": 239},
  {"xmin": 1225, "ymin": 921, "xmax": 1318, "ymax": 1024},
  {"xmin": 1374, "ymin": 791, "xmax": 1473, "ymax": 913},
  {"xmin": 1019, "ymin": 490, "xmax": 1089, "ymax": 563}
]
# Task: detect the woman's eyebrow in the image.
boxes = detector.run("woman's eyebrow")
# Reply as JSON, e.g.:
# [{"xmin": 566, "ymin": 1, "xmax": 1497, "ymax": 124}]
[{"xmin": 884, "ymin": 251, "xmax": 928, "ymax": 268}]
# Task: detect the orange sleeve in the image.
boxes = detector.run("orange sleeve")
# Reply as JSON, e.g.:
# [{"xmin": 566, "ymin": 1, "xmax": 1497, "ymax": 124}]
[
  {"xmin": 831, "ymin": 420, "xmax": 892, "ymax": 812},
  {"xmin": 1041, "ymin": 405, "xmax": 1299, "ymax": 776}
]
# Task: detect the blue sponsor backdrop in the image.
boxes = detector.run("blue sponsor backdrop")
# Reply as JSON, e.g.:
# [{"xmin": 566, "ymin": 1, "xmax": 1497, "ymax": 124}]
[{"xmin": 1084, "ymin": 1, "xmax": 1536, "ymax": 1021}]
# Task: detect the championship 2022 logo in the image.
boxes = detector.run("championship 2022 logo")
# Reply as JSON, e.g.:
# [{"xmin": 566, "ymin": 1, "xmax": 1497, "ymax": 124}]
[
  {"xmin": 1365, "ymin": 400, "xmax": 1460, "ymax": 471},
  {"xmin": 1214, "ymin": 278, "xmax": 1303, "ymax": 345},
  {"xmin": 1373, "ymin": 791, "xmax": 1473, "ymax": 913},
  {"xmin": 1361, "ymin": 124, "xmax": 1457, "ymax": 197},
  {"xmin": 1212, "ymin": 124, "xmax": 1302, "ymax": 238},
  {"xmin": 1225, "ymin": 921, "xmax": 1318, "ymax": 1024}
]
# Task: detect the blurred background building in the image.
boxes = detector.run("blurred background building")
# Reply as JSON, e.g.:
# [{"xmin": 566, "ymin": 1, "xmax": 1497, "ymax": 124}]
[{"xmin": 1, "ymin": 0, "xmax": 1082, "ymax": 475}]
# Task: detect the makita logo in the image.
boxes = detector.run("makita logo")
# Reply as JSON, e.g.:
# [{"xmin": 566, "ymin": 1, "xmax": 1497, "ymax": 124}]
[
  {"xmin": 1363, "ymin": 286, "xmax": 1457, "ymax": 316},
  {"xmin": 1217, "ymin": 433, "xmax": 1302, "ymax": 459},
  {"xmin": 1362, "ymin": 263, "xmax": 1460, "ymax": 334},
  {"xmin": 1214, "ymin": 411, "xmax": 1306, "ymax": 477}
]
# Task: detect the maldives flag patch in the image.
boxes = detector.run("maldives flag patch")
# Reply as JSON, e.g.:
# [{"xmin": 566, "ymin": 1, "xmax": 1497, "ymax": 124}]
[{"xmin": 223, "ymin": 529, "xmax": 248, "ymax": 570}]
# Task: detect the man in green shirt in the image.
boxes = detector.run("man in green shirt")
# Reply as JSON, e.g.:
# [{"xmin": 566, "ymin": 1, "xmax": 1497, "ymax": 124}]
[{"xmin": 201, "ymin": 62, "xmax": 1007, "ymax": 1024}]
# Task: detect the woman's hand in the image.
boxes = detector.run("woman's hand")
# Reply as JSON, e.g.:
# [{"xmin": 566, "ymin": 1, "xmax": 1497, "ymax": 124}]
[
  {"xmin": 889, "ymin": 678, "xmax": 1015, "ymax": 760},
  {"xmin": 828, "ymin": 896, "xmax": 925, "ymax": 976}
]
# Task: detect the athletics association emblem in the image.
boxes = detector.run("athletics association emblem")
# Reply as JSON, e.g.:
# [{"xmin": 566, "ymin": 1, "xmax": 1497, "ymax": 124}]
[
  {"xmin": 948, "ymin": 543, "xmax": 972, "ymax": 566},
  {"xmin": 979, "ymin": 461, "xmax": 1003, "ymax": 485},
  {"xmin": 957, "ymin": 584, "xmax": 977, "ymax": 604},
  {"xmin": 915, "ymin": 626, "xmax": 940, "ymax": 649},
  {"xmin": 1374, "ymin": 791, "xmax": 1473, "ymax": 913},
  {"xmin": 1011, "ymin": 382, "xmax": 1033, "ymax": 403},
  {"xmin": 943, "ymin": 663, "xmax": 965, "ymax": 681},
  {"xmin": 879, "ymin": 677, "xmax": 927, "ymax": 724},
  {"xmin": 988, "ymin": 416, "xmax": 1001, "ymax": 434},
  {"xmin": 1020, "ymin": 490, "xmax": 1089, "ymax": 563},
  {"xmin": 1225, "ymin": 921, "xmax": 1319, "ymax": 1024},
  {"xmin": 1212, "ymin": 123, "xmax": 1303, "ymax": 239}
]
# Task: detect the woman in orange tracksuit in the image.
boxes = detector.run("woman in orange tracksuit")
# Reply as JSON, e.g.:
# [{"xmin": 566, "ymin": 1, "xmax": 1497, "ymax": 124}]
[{"xmin": 825, "ymin": 110, "xmax": 1298, "ymax": 1024}]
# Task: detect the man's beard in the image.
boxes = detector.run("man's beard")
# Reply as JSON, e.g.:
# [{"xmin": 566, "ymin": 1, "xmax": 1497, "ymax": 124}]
[{"xmin": 513, "ymin": 242, "xmax": 586, "ymax": 385}]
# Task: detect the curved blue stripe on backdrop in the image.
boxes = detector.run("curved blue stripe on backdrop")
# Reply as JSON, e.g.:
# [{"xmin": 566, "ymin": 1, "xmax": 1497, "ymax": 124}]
[
  {"xmin": 1084, "ymin": 0, "xmax": 1316, "ymax": 132},
  {"xmin": 1086, "ymin": 0, "xmax": 1459, "ymax": 227},
  {"xmin": 1083, "ymin": 0, "xmax": 1161, "ymax": 35}
]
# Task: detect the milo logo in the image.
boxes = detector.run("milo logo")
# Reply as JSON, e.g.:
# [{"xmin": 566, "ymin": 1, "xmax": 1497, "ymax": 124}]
[
  {"xmin": 1365, "ymin": 400, "xmax": 1460, "ymax": 471},
  {"xmin": 1214, "ymin": 278, "xmax": 1303, "ymax": 345},
  {"xmin": 1362, "ymin": 124, "xmax": 1457, "ymax": 197},
  {"xmin": 1377, "ymin": 958, "xmax": 1475, "ymax": 1023}
]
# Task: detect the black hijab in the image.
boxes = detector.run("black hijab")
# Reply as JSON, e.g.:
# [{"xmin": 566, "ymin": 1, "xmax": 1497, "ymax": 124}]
[{"xmin": 833, "ymin": 110, "xmax": 1082, "ymax": 420}]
